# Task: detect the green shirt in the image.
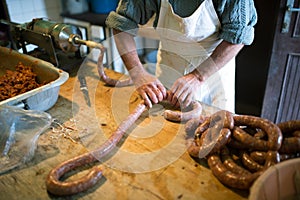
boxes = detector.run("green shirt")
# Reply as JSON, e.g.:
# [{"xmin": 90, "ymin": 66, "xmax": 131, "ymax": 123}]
[{"xmin": 106, "ymin": 0, "xmax": 258, "ymax": 45}]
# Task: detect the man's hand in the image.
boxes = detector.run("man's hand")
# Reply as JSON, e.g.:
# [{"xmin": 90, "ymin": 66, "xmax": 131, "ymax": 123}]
[
  {"xmin": 167, "ymin": 73, "xmax": 202, "ymax": 108},
  {"xmin": 129, "ymin": 68, "xmax": 166, "ymax": 108},
  {"xmin": 167, "ymin": 41, "xmax": 244, "ymax": 109},
  {"xmin": 112, "ymin": 29, "xmax": 167, "ymax": 108}
]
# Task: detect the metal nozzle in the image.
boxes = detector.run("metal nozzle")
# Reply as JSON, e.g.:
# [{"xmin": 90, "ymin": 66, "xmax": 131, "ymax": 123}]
[{"xmin": 70, "ymin": 35, "xmax": 105, "ymax": 50}]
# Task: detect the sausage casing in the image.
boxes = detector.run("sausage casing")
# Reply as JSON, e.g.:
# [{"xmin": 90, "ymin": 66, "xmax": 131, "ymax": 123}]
[{"xmin": 207, "ymin": 153, "xmax": 262, "ymax": 190}]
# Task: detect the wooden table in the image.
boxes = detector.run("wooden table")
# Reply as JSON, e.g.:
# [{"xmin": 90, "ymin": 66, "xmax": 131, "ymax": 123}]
[{"xmin": 0, "ymin": 61, "xmax": 248, "ymax": 200}]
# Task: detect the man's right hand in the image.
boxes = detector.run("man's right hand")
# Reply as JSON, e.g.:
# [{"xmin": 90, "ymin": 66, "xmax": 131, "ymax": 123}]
[
  {"xmin": 112, "ymin": 29, "xmax": 166, "ymax": 108},
  {"xmin": 129, "ymin": 68, "xmax": 166, "ymax": 108}
]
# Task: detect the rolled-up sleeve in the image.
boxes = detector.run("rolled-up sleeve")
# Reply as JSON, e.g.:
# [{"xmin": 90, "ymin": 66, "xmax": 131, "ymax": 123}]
[
  {"xmin": 217, "ymin": 0, "xmax": 257, "ymax": 45},
  {"xmin": 106, "ymin": 0, "xmax": 158, "ymax": 35}
]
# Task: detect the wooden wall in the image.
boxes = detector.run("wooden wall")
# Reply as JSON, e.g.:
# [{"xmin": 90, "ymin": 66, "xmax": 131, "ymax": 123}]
[{"xmin": 235, "ymin": 0, "xmax": 279, "ymax": 116}]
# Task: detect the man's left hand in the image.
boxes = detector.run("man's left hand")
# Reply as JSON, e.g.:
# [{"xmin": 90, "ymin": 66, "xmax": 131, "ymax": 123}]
[{"xmin": 167, "ymin": 73, "xmax": 202, "ymax": 108}]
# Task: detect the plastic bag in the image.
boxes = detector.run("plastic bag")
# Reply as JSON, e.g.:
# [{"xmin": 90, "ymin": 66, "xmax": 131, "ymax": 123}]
[{"xmin": 0, "ymin": 106, "xmax": 52, "ymax": 174}]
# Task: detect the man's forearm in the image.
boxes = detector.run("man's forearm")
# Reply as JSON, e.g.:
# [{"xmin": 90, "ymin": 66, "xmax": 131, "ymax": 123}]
[
  {"xmin": 112, "ymin": 29, "xmax": 166, "ymax": 107},
  {"xmin": 192, "ymin": 41, "xmax": 244, "ymax": 81},
  {"xmin": 112, "ymin": 29, "xmax": 145, "ymax": 73}
]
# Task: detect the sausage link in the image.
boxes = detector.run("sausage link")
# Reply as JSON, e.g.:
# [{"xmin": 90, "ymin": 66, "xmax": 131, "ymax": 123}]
[
  {"xmin": 277, "ymin": 120, "xmax": 300, "ymax": 133},
  {"xmin": 46, "ymin": 103, "xmax": 146, "ymax": 196},
  {"xmin": 199, "ymin": 128, "xmax": 231, "ymax": 155},
  {"xmin": 207, "ymin": 153, "xmax": 262, "ymax": 190},
  {"xmin": 264, "ymin": 151, "xmax": 280, "ymax": 168},
  {"xmin": 164, "ymin": 101, "xmax": 202, "ymax": 122},
  {"xmin": 232, "ymin": 126, "xmax": 269, "ymax": 151},
  {"xmin": 227, "ymin": 137, "xmax": 248, "ymax": 150},
  {"xmin": 279, "ymin": 137, "xmax": 300, "ymax": 154},
  {"xmin": 233, "ymin": 115, "xmax": 283, "ymax": 151},
  {"xmin": 242, "ymin": 150, "xmax": 279, "ymax": 173},
  {"xmin": 97, "ymin": 48, "xmax": 133, "ymax": 87},
  {"xmin": 241, "ymin": 127, "xmax": 258, "ymax": 136},
  {"xmin": 210, "ymin": 110, "xmax": 234, "ymax": 130},
  {"xmin": 193, "ymin": 110, "xmax": 233, "ymax": 138},
  {"xmin": 253, "ymin": 131, "xmax": 267, "ymax": 139},
  {"xmin": 275, "ymin": 120, "xmax": 300, "ymax": 154},
  {"xmin": 251, "ymin": 151, "xmax": 298, "ymax": 162},
  {"xmin": 220, "ymin": 147, "xmax": 251, "ymax": 175},
  {"xmin": 249, "ymin": 151, "xmax": 267, "ymax": 165},
  {"xmin": 187, "ymin": 127, "xmax": 210, "ymax": 158},
  {"xmin": 187, "ymin": 140, "xmax": 201, "ymax": 158},
  {"xmin": 46, "ymin": 154, "xmax": 102, "ymax": 196},
  {"xmin": 241, "ymin": 152, "xmax": 264, "ymax": 172},
  {"xmin": 187, "ymin": 128, "xmax": 231, "ymax": 158},
  {"xmin": 98, "ymin": 54, "xmax": 204, "ymax": 123},
  {"xmin": 293, "ymin": 130, "xmax": 300, "ymax": 138},
  {"xmin": 194, "ymin": 117, "xmax": 211, "ymax": 137},
  {"xmin": 184, "ymin": 115, "xmax": 208, "ymax": 133}
]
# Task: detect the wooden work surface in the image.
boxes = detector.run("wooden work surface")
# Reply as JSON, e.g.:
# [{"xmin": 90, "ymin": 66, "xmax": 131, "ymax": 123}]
[{"xmin": 0, "ymin": 63, "xmax": 249, "ymax": 200}]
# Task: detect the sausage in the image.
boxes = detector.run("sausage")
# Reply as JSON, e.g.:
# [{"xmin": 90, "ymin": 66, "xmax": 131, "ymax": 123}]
[
  {"xmin": 242, "ymin": 150, "xmax": 279, "ymax": 173},
  {"xmin": 98, "ymin": 48, "xmax": 203, "ymax": 123},
  {"xmin": 188, "ymin": 128, "xmax": 231, "ymax": 158},
  {"xmin": 233, "ymin": 115, "xmax": 283, "ymax": 151},
  {"xmin": 184, "ymin": 115, "xmax": 208, "ymax": 133},
  {"xmin": 97, "ymin": 48, "xmax": 133, "ymax": 87},
  {"xmin": 97, "ymin": 46, "xmax": 202, "ymax": 123},
  {"xmin": 211, "ymin": 128, "xmax": 231, "ymax": 152},
  {"xmin": 293, "ymin": 130, "xmax": 300, "ymax": 138},
  {"xmin": 241, "ymin": 152, "xmax": 264, "ymax": 172},
  {"xmin": 253, "ymin": 131, "xmax": 267, "ymax": 139},
  {"xmin": 187, "ymin": 140, "xmax": 201, "ymax": 158},
  {"xmin": 277, "ymin": 120, "xmax": 300, "ymax": 133},
  {"xmin": 232, "ymin": 126, "xmax": 269, "ymax": 151},
  {"xmin": 46, "ymin": 103, "xmax": 146, "ymax": 196},
  {"xmin": 279, "ymin": 137, "xmax": 300, "ymax": 154},
  {"xmin": 46, "ymin": 153, "xmax": 102, "ymax": 196},
  {"xmin": 194, "ymin": 117, "xmax": 211, "ymax": 136},
  {"xmin": 198, "ymin": 128, "xmax": 231, "ymax": 155},
  {"xmin": 188, "ymin": 113, "xmax": 286, "ymax": 190},
  {"xmin": 193, "ymin": 110, "xmax": 233, "ymax": 140},
  {"xmin": 220, "ymin": 147, "xmax": 251, "ymax": 176},
  {"xmin": 210, "ymin": 110, "xmax": 234, "ymax": 130},
  {"xmin": 273, "ymin": 120, "xmax": 300, "ymax": 154},
  {"xmin": 251, "ymin": 151, "xmax": 298, "ymax": 162},
  {"xmin": 207, "ymin": 153, "xmax": 262, "ymax": 190},
  {"xmin": 249, "ymin": 151, "xmax": 266, "ymax": 165},
  {"xmin": 227, "ymin": 137, "xmax": 248, "ymax": 150},
  {"xmin": 164, "ymin": 101, "xmax": 202, "ymax": 122},
  {"xmin": 264, "ymin": 151, "xmax": 280, "ymax": 168}
]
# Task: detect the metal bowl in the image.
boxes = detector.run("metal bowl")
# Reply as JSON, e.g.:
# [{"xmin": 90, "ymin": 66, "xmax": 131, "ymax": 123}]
[{"xmin": 0, "ymin": 46, "xmax": 69, "ymax": 111}]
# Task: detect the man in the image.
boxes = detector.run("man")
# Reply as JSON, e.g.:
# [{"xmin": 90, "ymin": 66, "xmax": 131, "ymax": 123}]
[{"xmin": 106, "ymin": 0, "xmax": 257, "ymax": 112}]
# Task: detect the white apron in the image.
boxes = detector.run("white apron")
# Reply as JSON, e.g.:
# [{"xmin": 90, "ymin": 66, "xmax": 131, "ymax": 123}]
[{"xmin": 155, "ymin": 0, "xmax": 235, "ymax": 112}]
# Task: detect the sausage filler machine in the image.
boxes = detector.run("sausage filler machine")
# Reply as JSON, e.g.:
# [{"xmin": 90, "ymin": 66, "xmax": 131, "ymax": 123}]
[{"xmin": 0, "ymin": 18, "xmax": 103, "ymax": 71}]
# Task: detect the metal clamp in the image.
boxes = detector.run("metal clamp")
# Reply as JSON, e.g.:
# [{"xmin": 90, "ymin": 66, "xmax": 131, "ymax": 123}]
[
  {"xmin": 282, "ymin": 0, "xmax": 300, "ymax": 33},
  {"xmin": 287, "ymin": 5, "xmax": 300, "ymax": 12}
]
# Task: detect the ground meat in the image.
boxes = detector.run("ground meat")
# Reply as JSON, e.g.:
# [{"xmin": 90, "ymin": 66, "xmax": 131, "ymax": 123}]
[{"xmin": 0, "ymin": 62, "xmax": 43, "ymax": 101}]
